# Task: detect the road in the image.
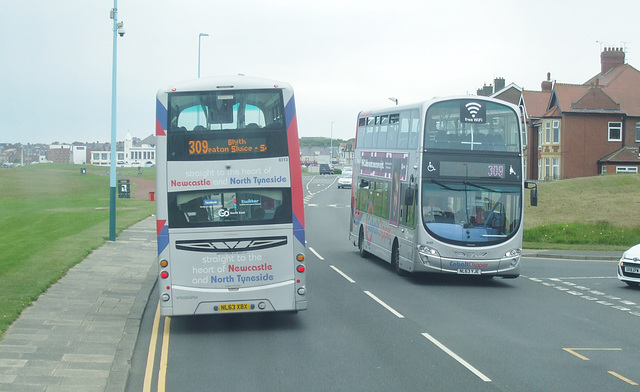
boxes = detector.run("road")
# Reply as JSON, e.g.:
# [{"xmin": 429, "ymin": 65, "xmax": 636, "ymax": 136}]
[{"xmin": 127, "ymin": 175, "xmax": 640, "ymax": 391}]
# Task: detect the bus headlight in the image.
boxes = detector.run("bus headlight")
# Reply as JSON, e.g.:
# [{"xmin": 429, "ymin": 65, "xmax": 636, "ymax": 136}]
[
  {"xmin": 417, "ymin": 244, "xmax": 440, "ymax": 264},
  {"xmin": 504, "ymin": 248, "xmax": 521, "ymax": 258}
]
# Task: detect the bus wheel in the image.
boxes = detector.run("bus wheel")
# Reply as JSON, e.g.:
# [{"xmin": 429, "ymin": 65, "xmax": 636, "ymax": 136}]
[
  {"xmin": 358, "ymin": 227, "xmax": 369, "ymax": 258},
  {"xmin": 391, "ymin": 241, "xmax": 406, "ymax": 276}
]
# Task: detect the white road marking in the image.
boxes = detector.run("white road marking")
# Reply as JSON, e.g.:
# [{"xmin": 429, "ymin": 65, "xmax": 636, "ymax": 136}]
[
  {"xmin": 421, "ymin": 332, "xmax": 492, "ymax": 382},
  {"xmin": 364, "ymin": 291, "xmax": 404, "ymax": 318}
]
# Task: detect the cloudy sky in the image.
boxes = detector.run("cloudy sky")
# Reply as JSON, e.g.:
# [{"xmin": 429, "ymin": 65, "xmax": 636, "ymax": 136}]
[{"xmin": 3, "ymin": 0, "xmax": 638, "ymax": 144}]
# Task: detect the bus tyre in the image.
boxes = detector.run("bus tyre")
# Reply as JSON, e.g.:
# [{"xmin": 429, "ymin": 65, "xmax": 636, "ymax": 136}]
[
  {"xmin": 391, "ymin": 242, "xmax": 406, "ymax": 276},
  {"xmin": 358, "ymin": 227, "xmax": 369, "ymax": 258}
]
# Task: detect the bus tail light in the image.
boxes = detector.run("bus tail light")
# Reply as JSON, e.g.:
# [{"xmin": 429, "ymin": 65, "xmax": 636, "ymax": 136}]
[
  {"xmin": 160, "ymin": 259, "xmax": 168, "ymax": 268},
  {"xmin": 297, "ymin": 286, "xmax": 306, "ymax": 295},
  {"xmin": 160, "ymin": 271, "xmax": 169, "ymax": 279},
  {"xmin": 161, "ymin": 293, "xmax": 170, "ymax": 301},
  {"xmin": 296, "ymin": 253, "xmax": 305, "ymax": 262},
  {"xmin": 296, "ymin": 265, "xmax": 305, "ymax": 273}
]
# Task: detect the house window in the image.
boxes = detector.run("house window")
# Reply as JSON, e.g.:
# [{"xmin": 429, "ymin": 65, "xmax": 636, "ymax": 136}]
[
  {"xmin": 616, "ymin": 166, "xmax": 638, "ymax": 173},
  {"xmin": 537, "ymin": 159, "xmax": 542, "ymax": 180},
  {"xmin": 544, "ymin": 158, "xmax": 550, "ymax": 180},
  {"xmin": 538, "ymin": 127, "xmax": 542, "ymax": 150},
  {"xmin": 552, "ymin": 158, "xmax": 559, "ymax": 180},
  {"xmin": 608, "ymin": 122, "xmax": 622, "ymax": 141},
  {"xmin": 636, "ymin": 122, "xmax": 640, "ymax": 142},
  {"xmin": 601, "ymin": 166, "xmax": 607, "ymax": 174},
  {"xmin": 552, "ymin": 121, "xmax": 560, "ymax": 143},
  {"xmin": 545, "ymin": 121, "xmax": 551, "ymax": 144}
]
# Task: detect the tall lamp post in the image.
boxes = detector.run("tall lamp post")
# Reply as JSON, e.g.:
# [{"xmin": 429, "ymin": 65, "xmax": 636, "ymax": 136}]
[
  {"xmin": 109, "ymin": 1, "xmax": 125, "ymax": 241},
  {"xmin": 389, "ymin": 97, "xmax": 398, "ymax": 105},
  {"xmin": 198, "ymin": 33, "xmax": 209, "ymax": 78},
  {"xmin": 330, "ymin": 122, "xmax": 334, "ymax": 166}
]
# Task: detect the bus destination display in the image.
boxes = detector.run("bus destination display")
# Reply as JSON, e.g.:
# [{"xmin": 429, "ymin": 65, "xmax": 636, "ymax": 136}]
[
  {"xmin": 440, "ymin": 161, "xmax": 505, "ymax": 178},
  {"xmin": 188, "ymin": 137, "xmax": 268, "ymax": 156}
]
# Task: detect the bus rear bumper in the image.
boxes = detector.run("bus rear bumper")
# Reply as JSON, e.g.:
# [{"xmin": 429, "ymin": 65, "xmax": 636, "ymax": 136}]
[{"xmin": 161, "ymin": 281, "xmax": 306, "ymax": 316}]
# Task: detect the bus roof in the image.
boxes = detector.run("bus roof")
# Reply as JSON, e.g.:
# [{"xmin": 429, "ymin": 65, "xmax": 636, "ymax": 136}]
[
  {"xmin": 157, "ymin": 74, "xmax": 293, "ymax": 94},
  {"xmin": 357, "ymin": 95, "xmax": 520, "ymax": 118}
]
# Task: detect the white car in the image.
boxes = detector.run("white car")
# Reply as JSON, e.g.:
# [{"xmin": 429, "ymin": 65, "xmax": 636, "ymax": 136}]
[
  {"xmin": 337, "ymin": 173, "xmax": 352, "ymax": 189},
  {"xmin": 617, "ymin": 243, "xmax": 640, "ymax": 287}
]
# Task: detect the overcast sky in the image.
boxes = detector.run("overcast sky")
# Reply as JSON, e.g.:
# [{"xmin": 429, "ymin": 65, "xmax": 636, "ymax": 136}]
[{"xmin": 2, "ymin": 0, "xmax": 638, "ymax": 144}]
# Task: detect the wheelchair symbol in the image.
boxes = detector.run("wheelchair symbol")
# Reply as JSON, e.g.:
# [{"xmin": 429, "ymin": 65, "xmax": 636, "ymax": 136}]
[{"xmin": 427, "ymin": 162, "xmax": 436, "ymax": 172}]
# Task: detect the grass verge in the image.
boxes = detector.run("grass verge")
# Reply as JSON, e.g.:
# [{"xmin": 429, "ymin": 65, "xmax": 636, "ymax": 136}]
[{"xmin": 0, "ymin": 164, "xmax": 155, "ymax": 337}]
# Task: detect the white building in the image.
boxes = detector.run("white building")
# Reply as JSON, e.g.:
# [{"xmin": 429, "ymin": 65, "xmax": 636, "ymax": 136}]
[{"xmin": 90, "ymin": 133, "xmax": 156, "ymax": 167}]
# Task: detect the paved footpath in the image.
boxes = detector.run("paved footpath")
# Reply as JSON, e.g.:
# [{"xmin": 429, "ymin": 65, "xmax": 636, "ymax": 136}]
[{"xmin": 0, "ymin": 216, "xmax": 157, "ymax": 392}]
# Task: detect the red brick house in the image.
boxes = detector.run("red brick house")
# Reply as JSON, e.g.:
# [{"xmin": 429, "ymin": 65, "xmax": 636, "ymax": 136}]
[{"xmin": 520, "ymin": 48, "xmax": 640, "ymax": 180}]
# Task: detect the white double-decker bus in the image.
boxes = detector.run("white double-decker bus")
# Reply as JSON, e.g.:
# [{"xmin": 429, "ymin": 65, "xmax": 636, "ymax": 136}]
[
  {"xmin": 349, "ymin": 96, "xmax": 537, "ymax": 278},
  {"xmin": 155, "ymin": 75, "xmax": 306, "ymax": 316}
]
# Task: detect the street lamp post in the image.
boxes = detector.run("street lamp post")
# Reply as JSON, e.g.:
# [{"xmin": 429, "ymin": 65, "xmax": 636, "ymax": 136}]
[
  {"xmin": 198, "ymin": 33, "xmax": 209, "ymax": 78},
  {"xmin": 389, "ymin": 97, "xmax": 398, "ymax": 105},
  {"xmin": 109, "ymin": 1, "xmax": 124, "ymax": 241},
  {"xmin": 330, "ymin": 122, "xmax": 334, "ymax": 166}
]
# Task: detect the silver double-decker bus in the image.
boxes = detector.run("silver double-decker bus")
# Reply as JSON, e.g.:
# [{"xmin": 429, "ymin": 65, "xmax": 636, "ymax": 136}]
[{"xmin": 349, "ymin": 96, "xmax": 537, "ymax": 278}]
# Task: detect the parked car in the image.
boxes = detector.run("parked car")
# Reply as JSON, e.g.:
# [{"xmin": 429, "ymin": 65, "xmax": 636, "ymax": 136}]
[
  {"xmin": 319, "ymin": 164, "xmax": 333, "ymax": 175},
  {"xmin": 617, "ymin": 243, "xmax": 640, "ymax": 287},
  {"xmin": 337, "ymin": 173, "xmax": 352, "ymax": 188}
]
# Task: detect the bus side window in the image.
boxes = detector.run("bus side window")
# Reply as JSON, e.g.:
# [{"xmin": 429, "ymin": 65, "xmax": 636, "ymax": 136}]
[
  {"xmin": 408, "ymin": 109, "xmax": 420, "ymax": 149},
  {"xmin": 397, "ymin": 112, "xmax": 409, "ymax": 149}
]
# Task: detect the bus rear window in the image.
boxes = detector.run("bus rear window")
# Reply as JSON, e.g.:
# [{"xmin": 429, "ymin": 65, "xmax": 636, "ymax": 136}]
[
  {"xmin": 166, "ymin": 89, "xmax": 289, "ymax": 161},
  {"xmin": 168, "ymin": 188, "xmax": 292, "ymax": 228}
]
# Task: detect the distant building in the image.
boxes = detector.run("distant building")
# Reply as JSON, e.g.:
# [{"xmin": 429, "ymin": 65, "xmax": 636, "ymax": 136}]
[
  {"xmin": 48, "ymin": 144, "xmax": 72, "ymax": 164},
  {"xmin": 90, "ymin": 133, "xmax": 156, "ymax": 167}
]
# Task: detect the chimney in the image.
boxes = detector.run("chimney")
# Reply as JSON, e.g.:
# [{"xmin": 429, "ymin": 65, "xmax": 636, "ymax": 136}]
[
  {"xmin": 483, "ymin": 84, "xmax": 493, "ymax": 96},
  {"xmin": 541, "ymin": 72, "xmax": 552, "ymax": 92},
  {"xmin": 494, "ymin": 77, "xmax": 505, "ymax": 92},
  {"xmin": 601, "ymin": 47, "xmax": 625, "ymax": 75}
]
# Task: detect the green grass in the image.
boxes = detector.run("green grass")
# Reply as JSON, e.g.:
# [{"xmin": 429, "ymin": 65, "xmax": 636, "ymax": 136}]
[
  {"xmin": 0, "ymin": 164, "xmax": 155, "ymax": 337},
  {"xmin": 523, "ymin": 174, "xmax": 640, "ymax": 250}
]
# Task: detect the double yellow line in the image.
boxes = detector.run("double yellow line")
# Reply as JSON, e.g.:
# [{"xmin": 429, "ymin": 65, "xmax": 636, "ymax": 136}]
[{"xmin": 143, "ymin": 302, "xmax": 171, "ymax": 392}]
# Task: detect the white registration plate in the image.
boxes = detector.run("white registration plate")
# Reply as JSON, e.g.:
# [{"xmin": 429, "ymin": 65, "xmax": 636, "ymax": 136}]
[
  {"xmin": 624, "ymin": 266, "xmax": 640, "ymax": 274},
  {"xmin": 457, "ymin": 268, "xmax": 482, "ymax": 275}
]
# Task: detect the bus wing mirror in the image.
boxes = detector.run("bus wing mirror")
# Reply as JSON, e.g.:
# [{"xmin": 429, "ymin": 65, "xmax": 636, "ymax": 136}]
[
  {"xmin": 525, "ymin": 181, "xmax": 538, "ymax": 206},
  {"xmin": 359, "ymin": 179, "xmax": 369, "ymax": 188}
]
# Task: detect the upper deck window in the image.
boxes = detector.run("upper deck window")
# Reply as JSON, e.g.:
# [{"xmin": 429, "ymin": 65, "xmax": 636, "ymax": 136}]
[
  {"xmin": 166, "ymin": 89, "xmax": 288, "ymax": 161},
  {"xmin": 168, "ymin": 89, "xmax": 284, "ymax": 132},
  {"xmin": 424, "ymin": 100, "xmax": 520, "ymax": 153}
]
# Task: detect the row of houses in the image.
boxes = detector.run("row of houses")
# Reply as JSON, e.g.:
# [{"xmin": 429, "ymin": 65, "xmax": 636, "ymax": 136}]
[
  {"xmin": 2, "ymin": 135, "xmax": 356, "ymax": 169},
  {"xmin": 485, "ymin": 47, "xmax": 640, "ymax": 180},
  {"xmin": 1, "ymin": 133, "xmax": 157, "ymax": 167}
]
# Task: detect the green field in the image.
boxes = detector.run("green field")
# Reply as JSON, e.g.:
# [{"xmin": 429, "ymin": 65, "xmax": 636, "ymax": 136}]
[
  {"xmin": 1, "ymin": 165, "xmax": 639, "ymax": 337},
  {"xmin": 0, "ymin": 164, "xmax": 155, "ymax": 337}
]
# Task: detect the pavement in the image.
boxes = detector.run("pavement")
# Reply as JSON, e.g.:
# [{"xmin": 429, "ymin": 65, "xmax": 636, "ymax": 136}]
[
  {"xmin": 0, "ymin": 216, "xmax": 157, "ymax": 392},
  {"xmin": 0, "ymin": 217, "xmax": 624, "ymax": 391}
]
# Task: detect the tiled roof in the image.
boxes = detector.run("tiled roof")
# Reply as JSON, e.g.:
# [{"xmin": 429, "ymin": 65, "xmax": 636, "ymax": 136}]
[
  {"xmin": 599, "ymin": 146, "xmax": 640, "ymax": 163},
  {"xmin": 551, "ymin": 83, "xmax": 590, "ymax": 112},
  {"xmin": 584, "ymin": 64, "xmax": 640, "ymax": 117},
  {"xmin": 521, "ymin": 90, "xmax": 551, "ymax": 118}
]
